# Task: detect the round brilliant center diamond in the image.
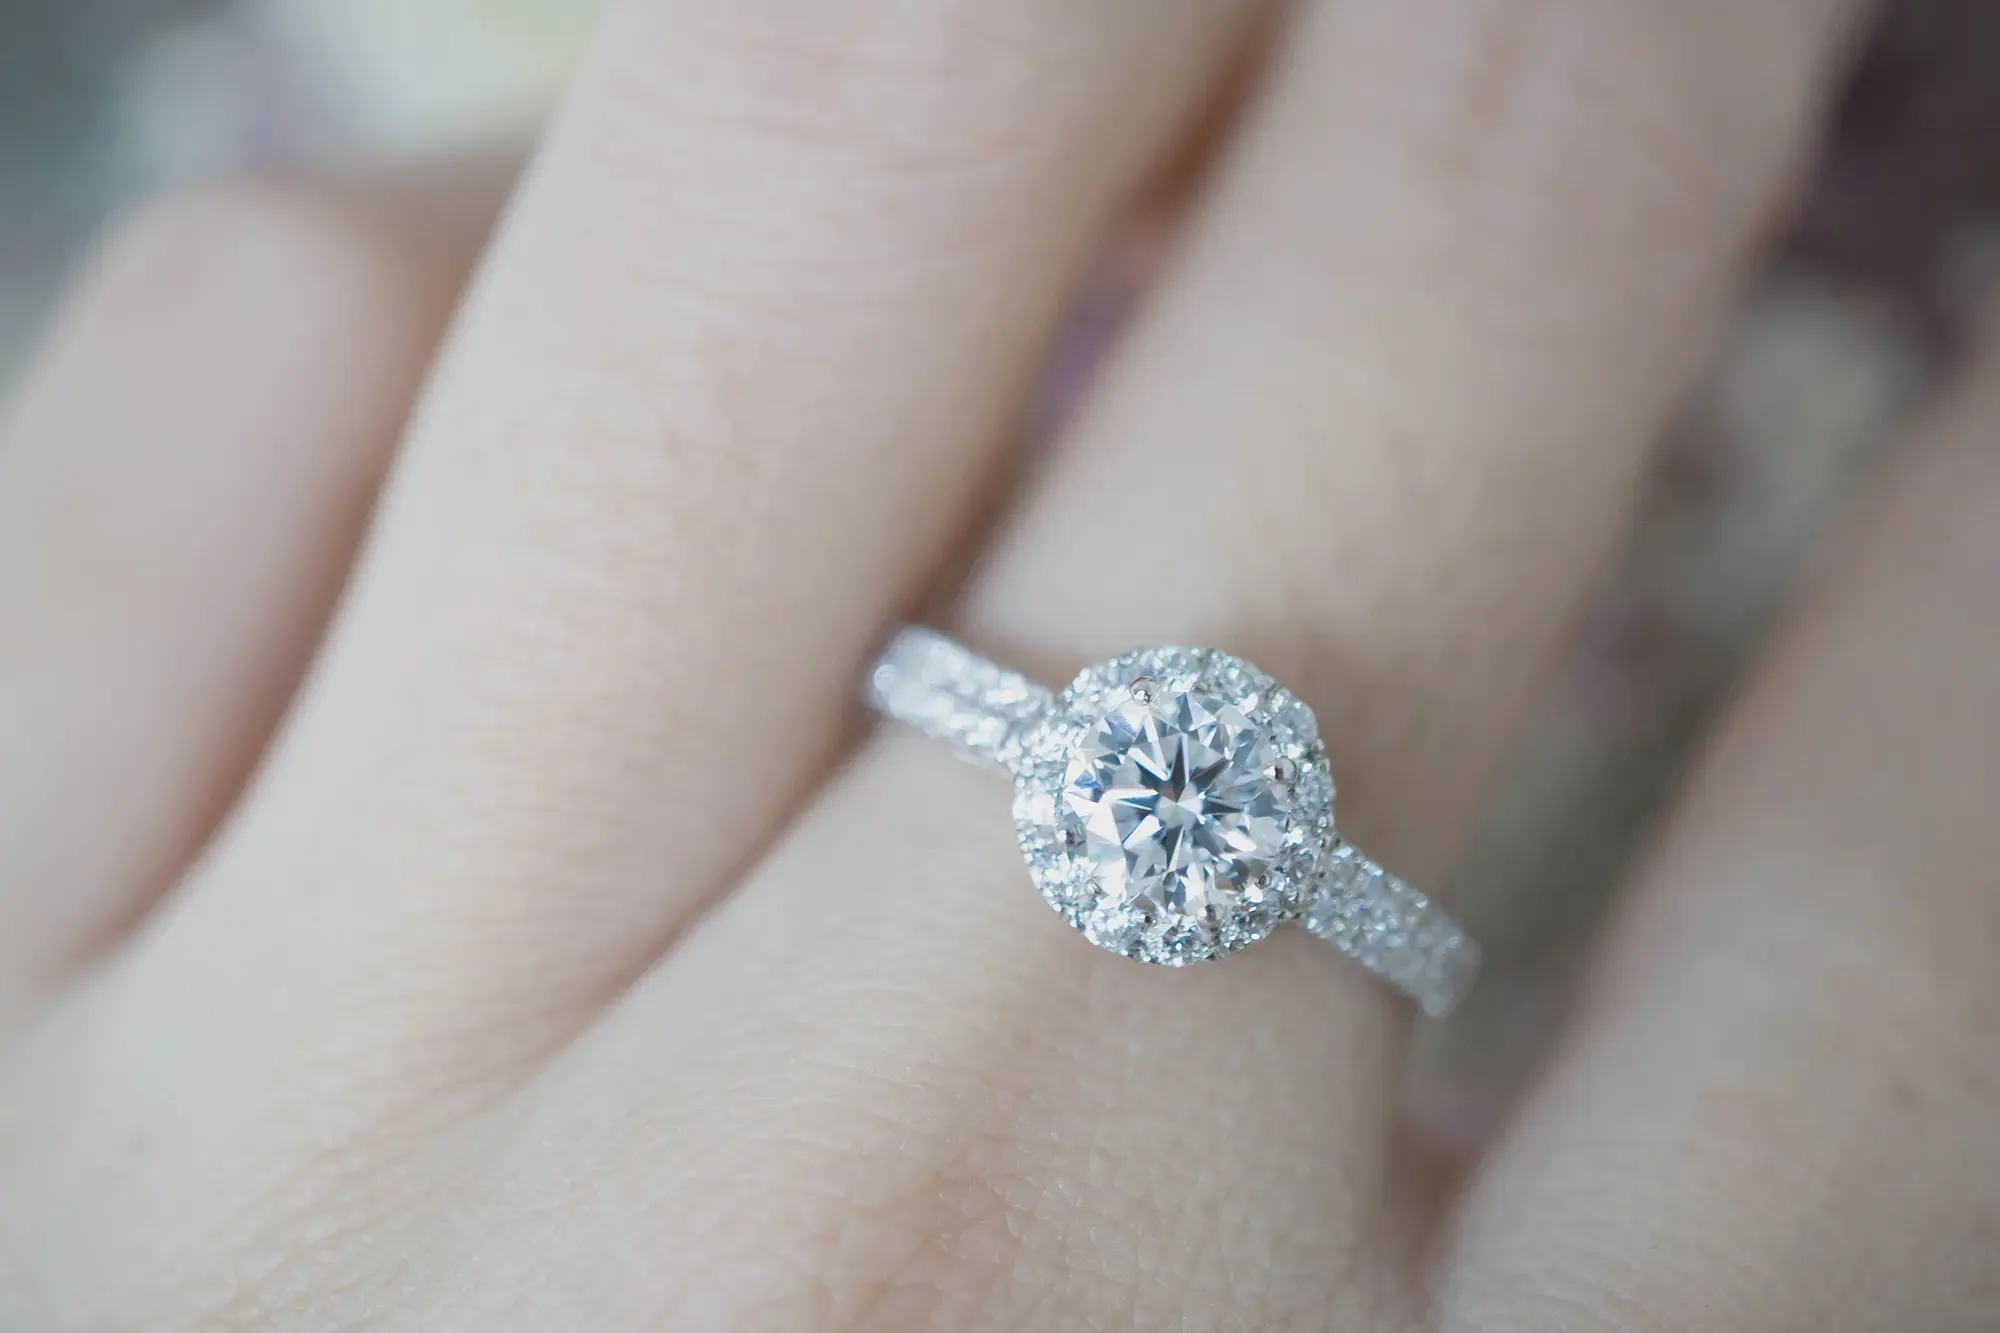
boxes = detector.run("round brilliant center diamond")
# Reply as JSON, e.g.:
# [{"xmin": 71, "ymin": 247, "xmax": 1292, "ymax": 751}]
[{"xmin": 1061, "ymin": 683, "xmax": 1289, "ymax": 926}]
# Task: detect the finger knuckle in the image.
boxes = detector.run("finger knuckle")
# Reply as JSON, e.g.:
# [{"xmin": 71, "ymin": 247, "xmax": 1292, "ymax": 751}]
[{"xmin": 589, "ymin": 0, "xmax": 1103, "ymax": 244}]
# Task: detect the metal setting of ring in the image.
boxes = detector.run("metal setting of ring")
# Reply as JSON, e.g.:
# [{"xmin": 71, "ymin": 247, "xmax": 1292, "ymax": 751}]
[{"xmin": 865, "ymin": 626, "xmax": 1479, "ymax": 1016}]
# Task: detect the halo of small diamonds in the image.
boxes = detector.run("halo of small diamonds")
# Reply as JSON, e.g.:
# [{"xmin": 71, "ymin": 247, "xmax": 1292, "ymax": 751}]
[{"xmin": 1011, "ymin": 647, "xmax": 1335, "ymax": 965}]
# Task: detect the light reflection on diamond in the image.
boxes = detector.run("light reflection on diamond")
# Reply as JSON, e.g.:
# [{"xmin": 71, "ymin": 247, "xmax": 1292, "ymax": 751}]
[
  {"xmin": 1065, "ymin": 683, "xmax": 1286, "ymax": 930},
  {"xmin": 1015, "ymin": 649, "xmax": 1332, "ymax": 964}
]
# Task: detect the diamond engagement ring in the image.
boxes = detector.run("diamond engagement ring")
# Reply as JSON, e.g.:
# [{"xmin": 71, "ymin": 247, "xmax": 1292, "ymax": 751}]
[{"xmin": 865, "ymin": 626, "xmax": 1479, "ymax": 1016}]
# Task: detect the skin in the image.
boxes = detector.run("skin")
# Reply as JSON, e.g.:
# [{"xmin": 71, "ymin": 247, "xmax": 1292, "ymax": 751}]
[{"xmin": 2, "ymin": 0, "xmax": 1997, "ymax": 1328}]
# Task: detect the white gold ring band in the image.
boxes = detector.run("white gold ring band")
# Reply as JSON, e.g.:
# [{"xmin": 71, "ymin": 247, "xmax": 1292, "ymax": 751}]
[{"xmin": 865, "ymin": 626, "xmax": 1479, "ymax": 1016}]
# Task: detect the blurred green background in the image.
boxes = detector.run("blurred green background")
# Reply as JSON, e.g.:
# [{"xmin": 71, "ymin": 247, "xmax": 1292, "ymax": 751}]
[{"xmin": 3, "ymin": 0, "xmax": 1996, "ymax": 1144}]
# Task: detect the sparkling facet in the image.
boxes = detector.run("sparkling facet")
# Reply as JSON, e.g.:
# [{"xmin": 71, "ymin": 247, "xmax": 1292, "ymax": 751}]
[
  {"xmin": 1061, "ymin": 684, "xmax": 1287, "ymax": 929},
  {"xmin": 1014, "ymin": 648, "xmax": 1333, "ymax": 964}
]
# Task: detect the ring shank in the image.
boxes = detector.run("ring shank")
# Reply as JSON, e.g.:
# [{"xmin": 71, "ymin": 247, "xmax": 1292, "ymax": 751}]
[
  {"xmin": 1303, "ymin": 846, "xmax": 1478, "ymax": 1017},
  {"xmin": 865, "ymin": 626, "xmax": 1478, "ymax": 1015},
  {"xmin": 865, "ymin": 626, "xmax": 1055, "ymax": 772}
]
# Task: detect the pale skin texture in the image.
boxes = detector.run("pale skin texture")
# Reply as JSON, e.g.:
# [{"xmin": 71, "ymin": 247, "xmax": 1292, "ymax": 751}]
[{"xmin": 3, "ymin": 0, "xmax": 1999, "ymax": 1328}]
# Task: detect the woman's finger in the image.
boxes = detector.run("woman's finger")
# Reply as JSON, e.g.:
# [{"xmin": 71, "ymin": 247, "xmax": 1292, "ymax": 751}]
[
  {"xmin": 495, "ymin": 2, "xmax": 1865, "ymax": 1327},
  {"xmin": 23, "ymin": 9, "xmax": 1267, "ymax": 1320},
  {"xmin": 138, "ymin": 0, "xmax": 1268, "ymax": 1058},
  {"xmin": 0, "ymin": 163, "xmax": 503, "ymax": 1023},
  {"xmin": 1442, "ymin": 330, "xmax": 2000, "ymax": 1330}
]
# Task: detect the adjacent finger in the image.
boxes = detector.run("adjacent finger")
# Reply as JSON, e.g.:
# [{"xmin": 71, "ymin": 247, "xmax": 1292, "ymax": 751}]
[
  {"xmin": 970, "ymin": 0, "xmax": 1867, "ymax": 860},
  {"xmin": 30, "ymin": 9, "xmax": 1265, "ymax": 1316},
  {"xmin": 142, "ymin": 0, "xmax": 1268, "ymax": 1054},
  {"xmin": 1442, "ymin": 331, "xmax": 2000, "ymax": 1330},
  {"xmin": 503, "ymin": 2, "xmax": 1865, "ymax": 1326},
  {"xmin": 0, "ymin": 164, "xmax": 502, "ymax": 1023}
]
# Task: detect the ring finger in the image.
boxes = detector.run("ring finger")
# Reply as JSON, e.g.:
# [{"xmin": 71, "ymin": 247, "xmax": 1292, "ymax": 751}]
[{"xmin": 497, "ymin": 1, "xmax": 1865, "ymax": 1327}]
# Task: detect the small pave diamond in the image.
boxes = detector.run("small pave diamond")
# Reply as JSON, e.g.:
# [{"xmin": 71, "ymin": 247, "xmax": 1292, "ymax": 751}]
[
  {"xmin": 866, "ymin": 627, "xmax": 1054, "ymax": 770},
  {"xmin": 1304, "ymin": 844, "xmax": 1478, "ymax": 1016}
]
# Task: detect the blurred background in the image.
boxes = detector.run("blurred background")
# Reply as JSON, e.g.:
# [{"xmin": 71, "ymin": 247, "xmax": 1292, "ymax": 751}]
[{"xmin": 2, "ymin": 0, "xmax": 1997, "ymax": 1146}]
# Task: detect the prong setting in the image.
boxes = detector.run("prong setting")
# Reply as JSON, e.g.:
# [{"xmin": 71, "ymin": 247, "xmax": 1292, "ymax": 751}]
[{"xmin": 1012, "ymin": 646, "xmax": 1334, "ymax": 965}]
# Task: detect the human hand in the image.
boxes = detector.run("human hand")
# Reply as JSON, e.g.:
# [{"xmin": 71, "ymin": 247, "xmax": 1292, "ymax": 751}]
[{"xmin": 5, "ymin": 2, "xmax": 1995, "ymax": 1329}]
